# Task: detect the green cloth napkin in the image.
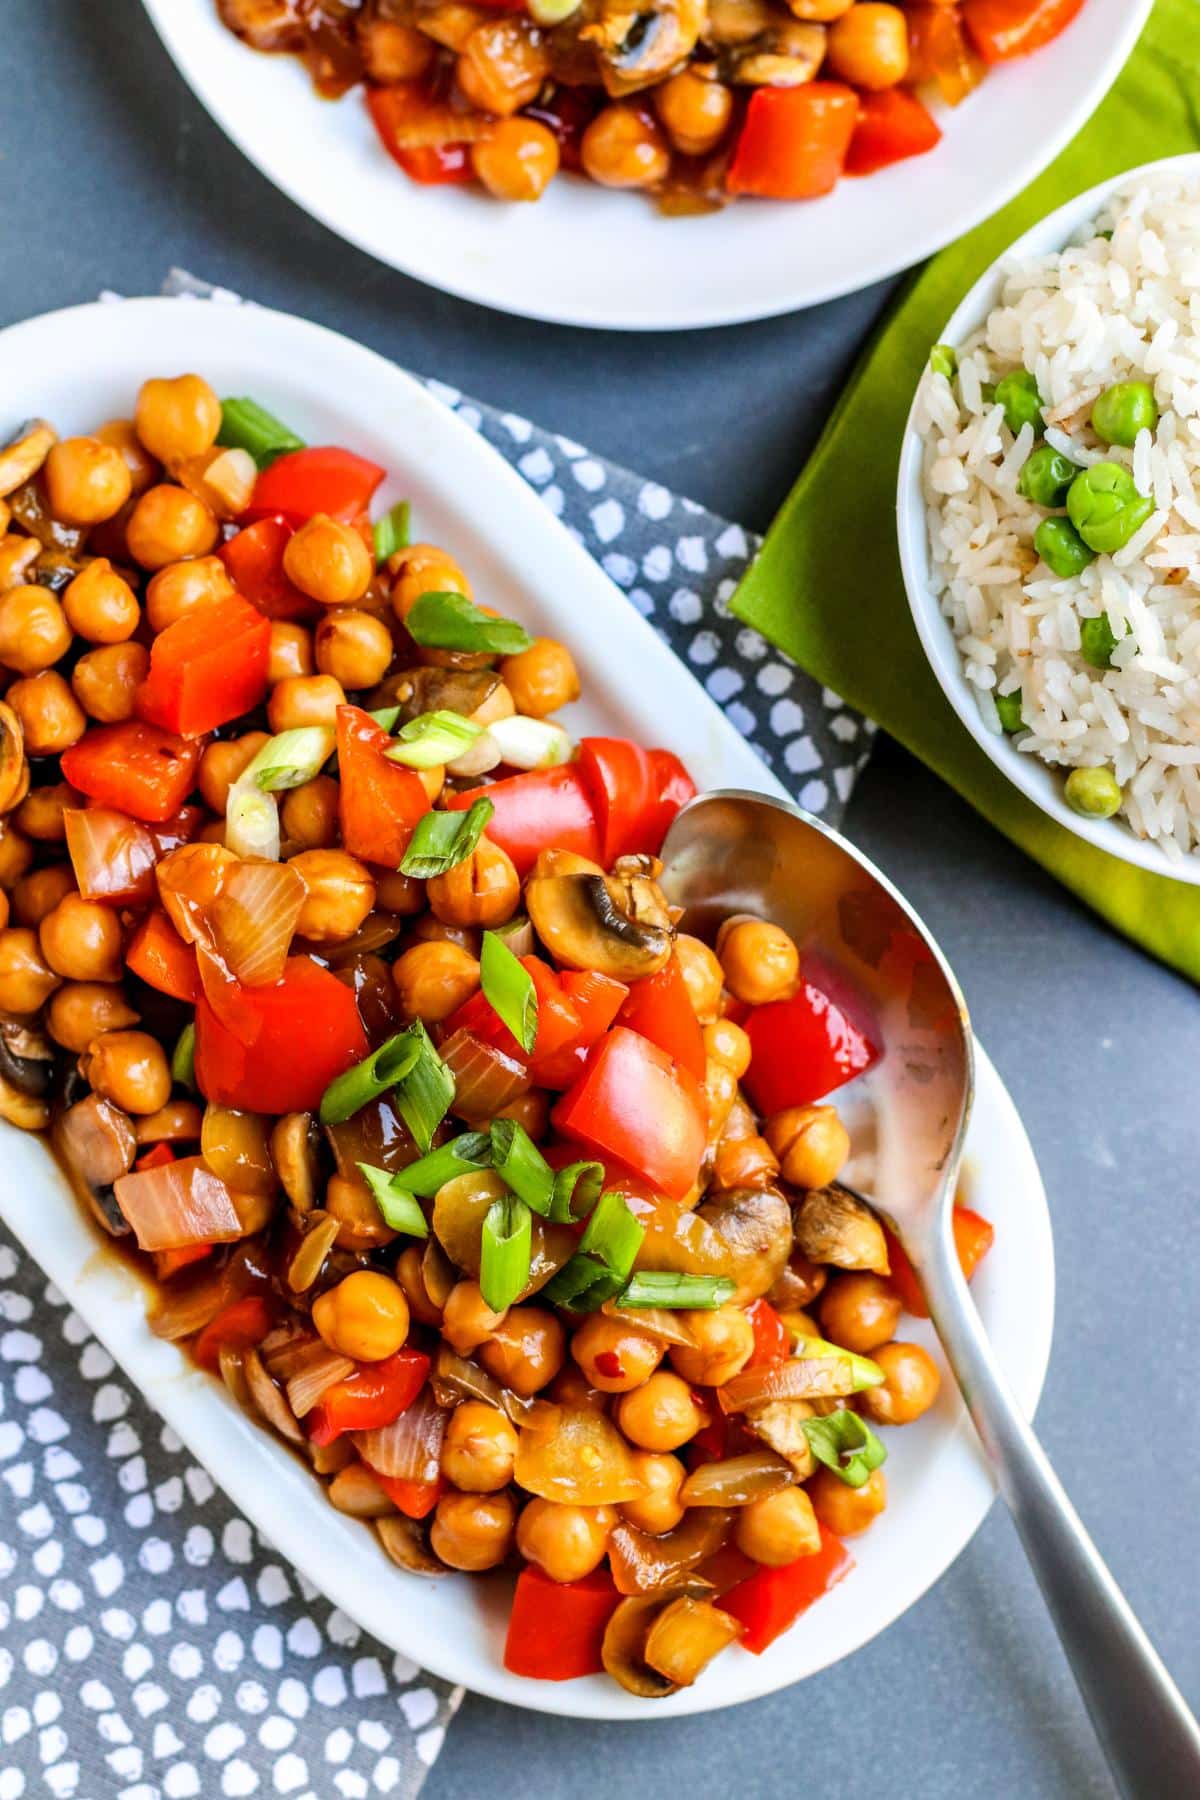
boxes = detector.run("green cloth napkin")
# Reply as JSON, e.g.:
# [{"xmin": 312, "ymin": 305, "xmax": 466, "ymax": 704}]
[{"xmin": 732, "ymin": 0, "xmax": 1200, "ymax": 985}]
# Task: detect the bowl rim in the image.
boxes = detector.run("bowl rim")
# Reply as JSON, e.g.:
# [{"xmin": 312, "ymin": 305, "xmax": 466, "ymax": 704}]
[{"xmin": 896, "ymin": 151, "xmax": 1200, "ymax": 887}]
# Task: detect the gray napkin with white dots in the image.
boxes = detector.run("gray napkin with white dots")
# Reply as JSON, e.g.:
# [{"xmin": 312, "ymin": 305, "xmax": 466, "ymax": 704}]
[{"xmin": 0, "ymin": 274, "xmax": 873, "ymax": 1800}]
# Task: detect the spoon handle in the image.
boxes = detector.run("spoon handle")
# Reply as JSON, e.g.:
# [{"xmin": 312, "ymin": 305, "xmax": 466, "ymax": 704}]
[{"xmin": 926, "ymin": 1239, "xmax": 1200, "ymax": 1799}]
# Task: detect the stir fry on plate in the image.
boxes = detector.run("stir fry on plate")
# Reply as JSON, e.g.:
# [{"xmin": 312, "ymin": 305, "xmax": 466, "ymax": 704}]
[
  {"xmin": 0, "ymin": 382, "xmax": 994, "ymax": 1693},
  {"xmin": 216, "ymin": 0, "xmax": 1087, "ymax": 208}
]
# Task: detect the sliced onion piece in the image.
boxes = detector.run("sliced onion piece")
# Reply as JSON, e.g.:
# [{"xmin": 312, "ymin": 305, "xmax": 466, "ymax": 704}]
[
  {"xmin": 244, "ymin": 1348, "xmax": 305, "ymax": 1444},
  {"xmin": 285, "ymin": 1341, "xmax": 356, "ymax": 1419},
  {"xmin": 514, "ymin": 1405, "xmax": 644, "ymax": 1506},
  {"xmin": 718, "ymin": 1352, "xmax": 864, "ymax": 1414},
  {"xmin": 608, "ymin": 1508, "xmax": 731, "ymax": 1597},
  {"xmin": 354, "ymin": 1387, "xmax": 445, "ymax": 1482},
  {"xmin": 679, "ymin": 1450, "xmax": 792, "ymax": 1507},
  {"xmin": 226, "ymin": 776, "xmax": 281, "ymax": 861},
  {"xmin": 599, "ymin": 1299, "xmax": 695, "ymax": 1349},
  {"xmin": 644, "ymin": 1596, "xmax": 742, "ymax": 1688},
  {"xmin": 64, "ymin": 807, "xmax": 159, "ymax": 903},
  {"xmin": 217, "ymin": 1343, "xmax": 255, "ymax": 1412},
  {"xmin": 210, "ymin": 857, "xmax": 304, "ymax": 986},
  {"xmin": 438, "ymin": 1028, "xmax": 530, "ymax": 1123},
  {"xmin": 55, "ymin": 1092, "xmax": 137, "ymax": 1195},
  {"xmin": 114, "ymin": 1155, "xmax": 244, "ymax": 1252},
  {"xmin": 147, "ymin": 1268, "xmax": 229, "ymax": 1342}
]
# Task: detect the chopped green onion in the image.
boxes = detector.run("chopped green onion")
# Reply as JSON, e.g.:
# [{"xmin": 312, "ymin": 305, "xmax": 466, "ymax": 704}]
[
  {"xmin": 384, "ymin": 710, "xmax": 481, "ymax": 770},
  {"xmin": 480, "ymin": 930, "xmax": 538, "ymax": 1055},
  {"xmin": 171, "ymin": 1021, "xmax": 196, "ymax": 1090},
  {"xmin": 543, "ymin": 1258, "xmax": 626, "ymax": 1313},
  {"xmin": 480, "ymin": 1194, "xmax": 532, "ymax": 1312},
  {"xmin": 801, "ymin": 1411, "xmax": 888, "ymax": 1489},
  {"xmin": 405, "ymin": 591, "xmax": 533, "ymax": 657},
  {"xmin": 374, "ymin": 500, "xmax": 411, "ymax": 566},
  {"xmin": 225, "ymin": 777, "xmax": 280, "ymax": 861},
  {"xmin": 487, "ymin": 716, "xmax": 574, "ymax": 771},
  {"xmin": 357, "ymin": 1163, "xmax": 428, "ymax": 1238},
  {"xmin": 618, "ymin": 1272, "xmax": 735, "ymax": 1310},
  {"xmin": 399, "ymin": 799, "xmax": 493, "ymax": 880},
  {"xmin": 217, "ymin": 397, "xmax": 305, "ymax": 470},
  {"xmin": 544, "ymin": 1192, "xmax": 645, "ymax": 1313},
  {"xmin": 319, "ymin": 1029, "xmax": 423, "ymax": 1125},
  {"xmin": 393, "ymin": 1020, "xmax": 456, "ymax": 1153},
  {"xmin": 929, "ymin": 345, "xmax": 958, "ymax": 382},
  {"xmin": 549, "ymin": 1161, "xmax": 605, "ymax": 1223},
  {"xmin": 488, "ymin": 1119, "xmax": 554, "ymax": 1216},
  {"xmin": 368, "ymin": 706, "xmax": 402, "ymax": 733},
  {"xmin": 393, "ymin": 1132, "xmax": 492, "ymax": 1197},
  {"xmin": 794, "ymin": 1336, "xmax": 884, "ymax": 1392},
  {"xmin": 243, "ymin": 726, "xmax": 335, "ymax": 793}
]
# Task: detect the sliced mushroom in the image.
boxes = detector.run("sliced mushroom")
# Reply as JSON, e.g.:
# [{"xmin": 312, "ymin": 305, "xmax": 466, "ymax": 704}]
[
  {"xmin": 526, "ymin": 867, "xmax": 673, "ymax": 980},
  {"xmin": 272, "ymin": 1111, "xmax": 320, "ymax": 1215},
  {"xmin": 793, "ymin": 1183, "xmax": 891, "ymax": 1275},
  {"xmin": 706, "ymin": 0, "xmax": 771, "ymax": 41},
  {"xmin": 743, "ymin": 1398, "xmax": 816, "ymax": 1478},
  {"xmin": 0, "ymin": 704, "xmax": 26, "ymax": 815},
  {"xmin": 602, "ymin": 1595, "xmax": 681, "ymax": 1697},
  {"xmin": 52, "ymin": 1091, "xmax": 138, "ymax": 1237},
  {"xmin": 329, "ymin": 1461, "xmax": 398, "ymax": 1520},
  {"xmin": 243, "ymin": 1349, "xmax": 306, "ymax": 1445},
  {"xmin": 0, "ymin": 1012, "xmax": 54, "ymax": 1098},
  {"xmin": 725, "ymin": 17, "xmax": 825, "ymax": 83},
  {"xmin": 367, "ymin": 665, "xmax": 514, "ymax": 729},
  {"xmin": 7, "ymin": 480, "xmax": 87, "ymax": 554},
  {"xmin": 695, "ymin": 1184, "xmax": 793, "ymax": 1302},
  {"xmin": 0, "ymin": 421, "xmax": 56, "ymax": 499},
  {"xmin": 582, "ymin": 0, "xmax": 705, "ymax": 91},
  {"xmin": 31, "ymin": 548, "xmax": 93, "ymax": 594},
  {"xmin": 376, "ymin": 1514, "xmax": 449, "ymax": 1575},
  {"xmin": 0, "ymin": 1070, "xmax": 49, "ymax": 1132}
]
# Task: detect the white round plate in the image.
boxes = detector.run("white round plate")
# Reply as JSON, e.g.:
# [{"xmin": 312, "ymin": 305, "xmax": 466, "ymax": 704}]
[
  {"xmin": 0, "ymin": 297, "xmax": 1054, "ymax": 1715},
  {"xmin": 139, "ymin": 0, "xmax": 1149, "ymax": 330},
  {"xmin": 897, "ymin": 152, "xmax": 1200, "ymax": 886}
]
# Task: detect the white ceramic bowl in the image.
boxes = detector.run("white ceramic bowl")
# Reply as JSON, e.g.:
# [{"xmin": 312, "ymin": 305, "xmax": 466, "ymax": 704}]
[
  {"xmin": 0, "ymin": 298, "xmax": 1054, "ymax": 1717},
  {"xmin": 897, "ymin": 153, "xmax": 1200, "ymax": 887},
  {"xmin": 139, "ymin": 0, "xmax": 1149, "ymax": 330}
]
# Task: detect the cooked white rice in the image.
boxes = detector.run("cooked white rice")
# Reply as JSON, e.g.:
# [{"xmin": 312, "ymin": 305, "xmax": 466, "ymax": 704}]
[{"xmin": 915, "ymin": 174, "xmax": 1200, "ymax": 864}]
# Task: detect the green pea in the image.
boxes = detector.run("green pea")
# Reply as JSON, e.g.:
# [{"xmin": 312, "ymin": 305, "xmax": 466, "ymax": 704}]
[
  {"xmin": 993, "ymin": 369, "xmax": 1044, "ymax": 437},
  {"xmin": 1034, "ymin": 516, "xmax": 1096, "ymax": 578},
  {"xmin": 1064, "ymin": 766, "xmax": 1122, "ymax": 819},
  {"xmin": 994, "ymin": 690, "xmax": 1025, "ymax": 734},
  {"xmin": 1066, "ymin": 463, "xmax": 1154, "ymax": 554},
  {"xmin": 930, "ymin": 344, "xmax": 958, "ymax": 381},
  {"xmin": 1018, "ymin": 445, "xmax": 1080, "ymax": 508},
  {"xmin": 1091, "ymin": 381, "xmax": 1158, "ymax": 448},
  {"xmin": 1079, "ymin": 614, "xmax": 1121, "ymax": 669}
]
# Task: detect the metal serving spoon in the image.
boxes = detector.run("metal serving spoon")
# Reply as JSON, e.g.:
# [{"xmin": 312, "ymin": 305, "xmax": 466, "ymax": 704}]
[{"xmin": 659, "ymin": 789, "xmax": 1200, "ymax": 1798}]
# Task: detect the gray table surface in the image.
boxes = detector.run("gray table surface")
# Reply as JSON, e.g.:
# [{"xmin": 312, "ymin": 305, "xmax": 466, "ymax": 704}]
[{"xmin": 4, "ymin": 5, "xmax": 1197, "ymax": 1797}]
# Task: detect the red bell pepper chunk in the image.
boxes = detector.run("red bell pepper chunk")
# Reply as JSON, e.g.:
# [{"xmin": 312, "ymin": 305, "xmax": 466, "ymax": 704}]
[
  {"xmin": 846, "ymin": 88, "xmax": 941, "ymax": 177},
  {"xmin": 195, "ymin": 955, "xmax": 369, "ymax": 1114},
  {"xmin": 154, "ymin": 1239, "xmax": 214, "ymax": 1282},
  {"xmin": 375, "ymin": 1473, "xmax": 444, "ymax": 1519},
  {"xmin": 906, "ymin": 5, "xmax": 986, "ymax": 104},
  {"xmin": 242, "ymin": 446, "xmax": 385, "ymax": 530},
  {"xmin": 884, "ymin": 1206, "xmax": 995, "ymax": 1319},
  {"xmin": 61, "ymin": 722, "xmax": 201, "ymax": 825},
  {"xmin": 446, "ymin": 956, "xmax": 583, "ymax": 1080},
  {"xmin": 745, "ymin": 1298, "xmax": 790, "ymax": 1369},
  {"xmin": 366, "ymin": 84, "xmax": 476, "ymax": 187},
  {"xmin": 742, "ymin": 963, "xmax": 880, "ymax": 1117},
  {"xmin": 306, "ymin": 1349, "xmax": 431, "ymax": 1447},
  {"xmin": 193, "ymin": 1294, "xmax": 275, "ymax": 1373},
  {"xmin": 646, "ymin": 748, "xmax": 697, "ymax": 846},
  {"xmin": 552, "ymin": 1026, "xmax": 707, "ymax": 1202},
  {"xmin": 503, "ymin": 1565, "xmax": 621, "ymax": 1681},
  {"xmin": 136, "ymin": 1143, "xmax": 178, "ymax": 1173},
  {"xmin": 577, "ymin": 738, "xmax": 698, "ymax": 864},
  {"xmin": 126, "ymin": 908, "xmax": 202, "ymax": 1002},
  {"xmin": 532, "ymin": 968, "xmax": 629, "ymax": 1089},
  {"xmin": 445, "ymin": 764, "xmax": 602, "ymax": 877},
  {"xmin": 617, "ymin": 954, "xmax": 706, "ymax": 1082},
  {"xmin": 727, "ymin": 83, "xmax": 859, "ymax": 201},
  {"xmin": 136, "ymin": 593, "xmax": 271, "ymax": 738},
  {"xmin": 335, "ymin": 704, "xmax": 430, "ymax": 867},
  {"xmin": 963, "ymin": 0, "xmax": 1085, "ymax": 62},
  {"xmin": 720, "ymin": 1525, "xmax": 854, "ymax": 1653},
  {"xmin": 219, "ymin": 516, "xmax": 319, "ymax": 621}
]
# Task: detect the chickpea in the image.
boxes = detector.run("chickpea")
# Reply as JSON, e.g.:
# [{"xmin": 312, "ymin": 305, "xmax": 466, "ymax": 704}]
[
  {"xmin": 95, "ymin": 418, "xmax": 160, "ymax": 495},
  {"xmin": 197, "ymin": 732, "xmax": 272, "ymax": 814},
  {"xmin": 493, "ymin": 1087, "xmax": 548, "ymax": 1141},
  {"xmin": 135, "ymin": 1100, "xmax": 203, "ymax": 1144},
  {"xmin": 548, "ymin": 1366, "xmax": 608, "ymax": 1413},
  {"xmin": 371, "ymin": 869, "xmax": 424, "ymax": 916},
  {"xmin": 0, "ymin": 927, "xmax": 60, "ymax": 1012},
  {"xmin": 498, "ymin": 637, "xmax": 579, "ymax": 717},
  {"xmin": 654, "ymin": 70, "xmax": 733, "ymax": 156},
  {"xmin": 787, "ymin": 0, "xmax": 854, "ymax": 16},
  {"xmin": 571, "ymin": 1316, "xmax": 663, "ymax": 1394},
  {"xmin": 620, "ymin": 1452, "xmax": 686, "ymax": 1536},
  {"xmin": 325, "ymin": 1170, "xmax": 396, "ymax": 1251},
  {"xmin": 71, "ymin": 642, "xmax": 149, "ymax": 723},
  {"xmin": 8, "ymin": 673, "xmax": 85, "ymax": 757},
  {"xmin": 126, "ymin": 485, "xmax": 219, "ymax": 570},
  {"xmin": 717, "ymin": 917, "xmax": 798, "ymax": 1006},
  {"xmin": 358, "ymin": 16, "xmax": 435, "ymax": 81},
  {"xmin": 0, "ymin": 892, "xmax": 11, "ymax": 932},
  {"xmin": 200, "ymin": 1105, "xmax": 276, "ymax": 1196},
  {"xmin": 39, "ymin": 892, "xmax": 123, "ymax": 982},
  {"xmin": 516, "ymin": 1499, "xmax": 613, "ymax": 1583},
  {"xmin": 267, "ymin": 620, "xmax": 315, "ymax": 684},
  {"xmin": 283, "ymin": 514, "xmax": 372, "ymax": 607},
  {"xmin": 808, "ymin": 1464, "xmax": 887, "ymax": 1537},
  {"xmin": 713, "ymin": 1131, "xmax": 779, "ymax": 1191},
  {"xmin": 43, "ymin": 437, "xmax": 132, "ymax": 528},
  {"xmin": 267, "ymin": 673, "xmax": 346, "ymax": 733},
  {"xmin": 13, "ymin": 864, "xmax": 75, "ymax": 929},
  {"xmin": 674, "ymin": 935, "xmax": 724, "ymax": 1024},
  {"xmin": 703, "ymin": 1053, "xmax": 739, "ymax": 1143},
  {"xmin": 581, "ymin": 106, "xmax": 671, "ymax": 190},
  {"xmin": 291, "ymin": 848, "xmax": 375, "ymax": 943},
  {"xmin": 442, "ymin": 1279, "xmax": 507, "ymax": 1356},
  {"xmin": 312, "ymin": 1270, "xmax": 411, "ymax": 1363},
  {"xmin": 826, "ymin": 2, "xmax": 909, "ymax": 88},
  {"xmin": 765, "ymin": 1103, "xmax": 850, "ymax": 1190},
  {"xmin": 441, "ymin": 1401, "xmax": 518, "ymax": 1493},
  {"xmin": 135, "ymin": 374, "xmax": 222, "ymax": 466},
  {"xmin": 0, "ymin": 826, "xmax": 33, "ymax": 890},
  {"xmin": 45, "ymin": 976, "xmax": 140, "ymax": 1053},
  {"xmin": 392, "ymin": 940, "xmax": 480, "ymax": 1023},
  {"xmin": 777, "ymin": 1306, "xmax": 821, "ymax": 1345},
  {"xmin": 62, "ymin": 559, "xmax": 140, "ymax": 645},
  {"xmin": 280, "ymin": 776, "xmax": 340, "ymax": 852},
  {"xmin": 426, "ymin": 838, "xmax": 519, "ymax": 931},
  {"xmin": 702, "ymin": 1016, "xmax": 751, "ymax": 1078},
  {"xmin": 736, "ymin": 1487, "xmax": 821, "ymax": 1566},
  {"xmin": 390, "ymin": 543, "xmax": 472, "ymax": 624},
  {"xmin": 667, "ymin": 1305, "xmax": 754, "ymax": 1387},
  {"xmin": 0, "ymin": 587, "xmax": 71, "ymax": 675},
  {"xmin": 615, "ymin": 1371, "xmax": 706, "ymax": 1453},
  {"xmin": 817, "ymin": 1272, "xmax": 901, "ymax": 1355},
  {"xmin": 430, "ymin": 1489, "xmax": 515, "ymax": 1572},
  {"xmin": 471, "ymin": 119, "xmax": 560, "ymax": 203},
  {"xmin": 0, "ymin": 536, "xmax": 39, "ymax": 593},
  {"xmin": 145, "ymin": 556, "xmax": 234, "ymax": 633},
  {"xmin": 314, "ymin": 608, "xmax": 394, "ymax": 691},
  {"xmin": 456, "ymin": 18, "xmax": 549, "ymax": 117},
  {"xmin": 859, "ymin": 1341, "xmax": 941, "ymax": 1427},
  {"xmin": 395, "ymin": 1246, "xmax": 443, "ymax": 1328},
  {"xmin": 80, "ymin": 1030, "xmax": 171, "ymax": 1115},
  {"xmin": 15, "ymin": 781, "xmax": 80, "ymax": 843},
  {"xmin": 479, "ymin": 1306, "xmax": 565, "ymax": 1397},
  {"xmin": 408, "ymin": 915, "xmax": 481, "ymax": 957}
]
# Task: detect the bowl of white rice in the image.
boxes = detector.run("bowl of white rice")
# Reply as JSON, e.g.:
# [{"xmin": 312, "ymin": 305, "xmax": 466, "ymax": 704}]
[{"xmin": 898, "ymin": 155, "xmax": 1200, "ymax": 880}]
